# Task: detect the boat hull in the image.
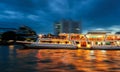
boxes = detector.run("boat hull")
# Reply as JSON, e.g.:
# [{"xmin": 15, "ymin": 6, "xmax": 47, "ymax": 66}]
[
  {"xmin": 82, "ymin": 46, "xmax": 120, "ymax": 50},
  {"xmin": 24, "ymin": 43, "xmax": 77, "ymax": 49}
]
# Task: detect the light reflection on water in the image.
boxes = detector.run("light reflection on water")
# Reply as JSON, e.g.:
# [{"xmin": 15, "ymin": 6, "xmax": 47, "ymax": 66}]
[{"xmin": 0, "ymin": 45, "xmax": 120, "ymax": 72}]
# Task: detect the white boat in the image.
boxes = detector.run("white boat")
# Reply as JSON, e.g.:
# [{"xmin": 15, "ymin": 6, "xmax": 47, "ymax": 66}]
[
  {"xmin": 90, "ymin": 45, "xmax": 120, "ymax": 50},
  {"xmin": 16, "ymin": 33, "xmax": 120, "ymax": 50},
  {"xmin": 24, "ymin": 43, "xmax": 77, "ymax": 49},
  {"xmin": 17, "ymin": 41, "xmax": 120, "ymax": 50},
  {"xmin": 16, "ymin": 40, "xmax": 77, "ymax": 49}
]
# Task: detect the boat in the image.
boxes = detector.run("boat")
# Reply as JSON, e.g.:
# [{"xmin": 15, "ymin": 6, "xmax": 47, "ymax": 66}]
[
  {"xmin": 16, "ymin": 39, "xmax": 77, "ymax": 49},
  {"xmin": 17, "ymin": 33, "xmax": 120, "ymax": 50},
  {"xmin": 24, "ymin": 43, "xmax": 77, "ymax": 49},
  {"xmin": 90, "ymin": 45, "xmax": 120, "ymax": 50}
]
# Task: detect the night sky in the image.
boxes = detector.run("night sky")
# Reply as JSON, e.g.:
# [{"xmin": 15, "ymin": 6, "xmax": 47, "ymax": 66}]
[{"xmin": 0, "ymin": 0, "xmax": 120, "ymax": 34}]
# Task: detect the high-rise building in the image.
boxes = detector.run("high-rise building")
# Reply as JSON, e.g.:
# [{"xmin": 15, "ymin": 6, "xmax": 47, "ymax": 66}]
[
  {"xmin": 54, "ymin": 23, "xmax": 62, "ymax": 35},
  {"xmin": 54, "ymin": 19, "xmax": 81, "ymax": 35}
]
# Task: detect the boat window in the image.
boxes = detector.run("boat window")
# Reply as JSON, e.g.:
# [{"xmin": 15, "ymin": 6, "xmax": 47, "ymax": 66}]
[
  {"xmin": 76, "ymin": 42, "xmax": 79, "ymax": 44},
  {"xmin": 88, "ymin": 42, "xmax": 91, "ymax": 44},
  {"xmin": 65, "ymin": 41, "xmax": 68, "ymax": 44},
  {"xmin": 57, "ymin": 41, "xmax": 60, "ymax": 44}
]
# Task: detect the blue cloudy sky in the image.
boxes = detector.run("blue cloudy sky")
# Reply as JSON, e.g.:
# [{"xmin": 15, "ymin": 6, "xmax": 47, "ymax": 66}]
[{"xmin": 0, "ymin": 0, "xmax": 120, "ymax": 34}]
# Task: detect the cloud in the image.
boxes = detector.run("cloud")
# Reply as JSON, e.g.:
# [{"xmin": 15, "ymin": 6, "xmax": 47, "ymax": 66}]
[
  {"xmin": 108, "ymin": 25, "xmax": 120, "ymax": 32},
  {"xmin": 0, "ymin": 10, "xmax": 24, "ymax": 20},
  {"xmin": 27, "ymin": 14, "xmax": 40, "ymax": 21},
  {"xmin": 4, "ymin": 10, "xmax": 16, "ymax": 15},
  {"xmin": 48, "ymin": 0, "xmax": 70, "ymax": 18},
  {"xmin": 90, "ymin": 25, "xmax": 120, "ymax": 33},
  {"xmin": 0, "ymin": 0, "xmax": 120, "ymax": 34}
]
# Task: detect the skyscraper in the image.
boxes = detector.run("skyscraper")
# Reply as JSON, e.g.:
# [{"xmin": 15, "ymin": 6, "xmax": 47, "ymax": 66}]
[
  {"xmin": 54, "ymin": 19, "xmax": 81, "ymax": 35},
  {"xmin": 54, "ymin": 23, "xmax": 62, "ymax": 35}
]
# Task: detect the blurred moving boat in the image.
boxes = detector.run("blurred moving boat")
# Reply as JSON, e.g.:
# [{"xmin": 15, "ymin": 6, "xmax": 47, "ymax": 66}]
[
  {"xmin": 24, "ymin": 43, "xmax": 77, "ymax": 49},
  {"xmin": 90, "ymin": 45, "xmax": 120, "ymax": 50},
  {"xmin": 19, "ymin": 33, "xmax": 120, "ymax": 50},
  {"xmin": 16, "ymin": 40, "xmax": 77, "ymax": 49}
]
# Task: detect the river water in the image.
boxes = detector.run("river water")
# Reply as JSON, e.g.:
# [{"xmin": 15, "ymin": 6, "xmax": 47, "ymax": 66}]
[{"xmin": 0, "ymin": 45, "xmax": 120, "ymax": 72}]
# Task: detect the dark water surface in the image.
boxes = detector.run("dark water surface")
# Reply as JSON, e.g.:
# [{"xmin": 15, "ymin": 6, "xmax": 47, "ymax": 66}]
[{"xmin": 0, "ymin": 45, "xmax": 120, "ymax": 72}]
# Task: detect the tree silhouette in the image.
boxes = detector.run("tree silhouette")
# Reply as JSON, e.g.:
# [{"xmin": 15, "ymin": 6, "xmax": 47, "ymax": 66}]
[{"xmin": 2, "ymin": 31, "xmax": 16, "ymax": 42}]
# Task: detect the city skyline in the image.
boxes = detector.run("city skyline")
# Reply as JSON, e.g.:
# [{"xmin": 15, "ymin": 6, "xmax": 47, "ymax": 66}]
[
  {"xmin": 0, "ymin": 0, "xmax": 120, "ymax": 34},
  {"xmin": 54, "ymin": 19, "xmax": 81, "ymax": 35}
]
